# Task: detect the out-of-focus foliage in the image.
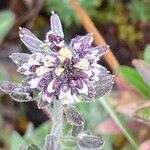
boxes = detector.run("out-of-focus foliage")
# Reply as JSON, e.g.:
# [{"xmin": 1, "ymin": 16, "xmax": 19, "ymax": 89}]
[
  {"xmin": 117, "ymin": 45, "xmax": 150, "ymax": 98},
  {"xmin": 0, "ymin": 65, "xmax": 8, "ymax": 82},
  {"xmin": 135, "ymin": 106, "xmax": 150, "ymax": 123},
  {"xmin": 117, "ymin": 66, "xmax": 150, "ymax": 98},
  {"xmin": 144, "ymin": 45, "xmax": 150, "ymax": 63},
  {"xmin": 10, "ymin": 122, "xmax": 49, "ymax": 149},
  {"xmin": 128, "ymin": 0, "xmax": 150, "ymax": 22},
  {"xmin": 0, "ymin": 10, "xmax": 15, "ymax": 42},
  {"xmin": 46, "ymin": 0, "xmax": 101, "ymax": 27},
  {"xmin": 118, "ymin": 24, "xmax": 143, "ymax": 44}
]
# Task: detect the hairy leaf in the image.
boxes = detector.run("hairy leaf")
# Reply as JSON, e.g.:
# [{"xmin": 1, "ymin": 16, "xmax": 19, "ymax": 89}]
[
  {"xmin": 19, "ymin": 28, "xmax": 43, "ymax": 53},
  {"xmin": 66, "ymin": 106, "xmax": 84, "ymax": 126},
  {"xmin": 0, "ymin": 81, "xmax": 18, "ymax": 94},
  {"xmin": 50, "ymin": 13, "xmax": 64, "ymax": 37},
  {"xmin": 44, "ymin": 134, "xmax": 57, "ymax": 150},
  {"xmin": 10, "ymin": 87, "xmax": 33, "ymax": 102},
  {"xmin": 10, "ymin": 53, "xmax": 29, "ymax": 66},
  {"xmin": 77, "ymin": 135, "xmax": 104, "ymax": 150},
  {"xmin": 95, "ymin": 74, "xmax": 114, "ymax": 98}
]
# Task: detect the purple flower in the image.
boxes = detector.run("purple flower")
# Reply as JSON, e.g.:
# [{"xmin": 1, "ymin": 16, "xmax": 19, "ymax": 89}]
[{"xmin": 0, "ymin": 12, "xmax": 114, "ymax": 107}]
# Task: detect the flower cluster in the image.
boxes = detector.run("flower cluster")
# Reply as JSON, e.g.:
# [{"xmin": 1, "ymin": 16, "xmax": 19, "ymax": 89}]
[{"xmin": 0, "ymin": 12, "xmax": 114, "ymax": 107}]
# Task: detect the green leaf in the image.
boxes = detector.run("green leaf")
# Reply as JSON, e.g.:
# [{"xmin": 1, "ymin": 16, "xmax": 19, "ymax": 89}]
[
  {"xmin": 62, "ymin": 137, "xmax": 76, "ymax": 149},
  {"xmin": 27, "ymin": 122, "xmax": 50, "ymax": 146},
  {"xmin": 144, "ymin": 45, "xmax": 150, "ymax": 63},
  {"xmin": 63, "ymin": 123, "xmax": 72, "ymax": 135},
  {"xmin": 117, "ymin": 66, "xmax": 150, "ymax": 97},
  {"xmin": 11, "ymin": 131, "xmax": 28, "ymax": 150},
  {"xmin": 0, "ymin": 10, "xmax": 15, "ymax": 42},
  {"xmin": 0, "ymin": 65, "xmax": 8, "ymax": 81},
  {"xmin": 134, "ymin": 106, "xmax": 150, "ymax": 123}
]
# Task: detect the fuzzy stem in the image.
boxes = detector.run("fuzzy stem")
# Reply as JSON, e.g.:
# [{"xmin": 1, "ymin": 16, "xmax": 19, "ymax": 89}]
[
  {"xmin": 99, "ymin": 98, "xmax": 139, "ymax": 149},
  {"xmin": 50, "ymin": 99, "xmax": 63, "ymax": 149}
]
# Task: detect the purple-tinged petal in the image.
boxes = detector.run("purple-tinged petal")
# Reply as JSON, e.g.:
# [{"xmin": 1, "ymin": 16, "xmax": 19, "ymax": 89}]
[
  {"xmin": 0, "ymin": 81, "xmax": 18, "ymax": 94},
  {"xmin": 42, "ymin": 91, "xmax": 54, "ymax": 103},
  {"xmin": 45, "ymin": 31, "xmax": 64, "ymax": 51},
  {"xmin": 9, "ymin": 53, "xmax": 29, "ymax": 66},
  {"xmin": 81, "ymin": 33, "xmax": 93, "ymax": 45},
  {"xmin": 70, "ymin": 33, "xmax": 93, "ymax": 49},
  {"xmin": 87, "ymin": 45, "xmax": 109, "ymax": 59},
  {"xmin": 28, "ymin": 77, "xmax": 42, "ymax": 89},
  {"xmin": 19, "ymin": 27, "xmax": 43, "ymax": 53},
  {"xmin": 50, "ymin": 12, "xmax": 64, "ymax": 38}
]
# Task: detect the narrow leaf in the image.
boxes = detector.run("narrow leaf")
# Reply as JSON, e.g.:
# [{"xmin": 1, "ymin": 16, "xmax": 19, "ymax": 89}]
[
  {"xmin": 117, "ymin": 66, "xmax": 150, "ymax": 97},
  {"xmin": 65, "ymin": 106, "xmax": 84, "ymax": 126}
]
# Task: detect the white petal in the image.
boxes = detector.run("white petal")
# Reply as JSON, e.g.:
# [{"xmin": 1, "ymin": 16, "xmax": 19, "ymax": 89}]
[
  {"xmin": 74, "ymin": 58, "xmax": 89, "ymax": 70},
  {"xmin": 36, "ymin": 66, "xmax": 51, "ymax": 76},
  {"xmin": 30, "ymin": 52, "xmax": 44, "ymax": 61},
  {"xmin": 58, "ymin": 48, "xmax": 72, "ymax": 60},
  {"xmin": 47, "ymin": 79, "xmax": 56, "ymax": 93},
  {"xmin": 29, "ymin": 77, "xmax": 42, "ymax": 88},
  {"xmin": 42, "ymin": 55, "xmax": 56, "ymax": 67},
  {"xmin": 73, "ymin": 94, "xmax": 80, "ymax": 103},
  {"xmin": 28, "ymin": 58, "xmax": 40, "ymax": 66},
  {"xmin": 42, "ymin": 94, "xmax": 53, "ymax": 103},
  {"xmin": 55, "ymin": 68, "xmax": 64, "ymax": 76},
  {"xmin": 83, "ymin": 70, "xmax": 93, "ymax": 77},
  {"xmin": 78, "ymin": 80, "xmax": 88, "ymax": 95}
]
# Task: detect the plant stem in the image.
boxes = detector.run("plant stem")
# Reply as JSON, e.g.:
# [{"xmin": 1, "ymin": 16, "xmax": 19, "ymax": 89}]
[
  {"xmin": 99, "ymin": 98, "xmax": 139, "ymax": 149},
  {"xmin": 50, "ymin": 99, "xmax": 63, "ymax": 149}
]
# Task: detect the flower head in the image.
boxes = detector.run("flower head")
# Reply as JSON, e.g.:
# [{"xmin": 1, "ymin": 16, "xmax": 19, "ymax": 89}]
[{"xmin": 0, "ymin": 12, "xmax": 114, "ymax": 108}]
